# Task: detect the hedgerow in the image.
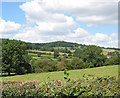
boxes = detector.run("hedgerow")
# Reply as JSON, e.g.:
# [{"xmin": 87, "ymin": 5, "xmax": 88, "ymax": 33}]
[{"xmin": 2, "ymin": 75, "xmax": 119, "ymax": 97}]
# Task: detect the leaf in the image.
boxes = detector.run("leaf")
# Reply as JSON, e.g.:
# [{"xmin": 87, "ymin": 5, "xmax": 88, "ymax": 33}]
[{"xmin": 64, "ymin": 77, "xmax": 67, "ymax": 80}]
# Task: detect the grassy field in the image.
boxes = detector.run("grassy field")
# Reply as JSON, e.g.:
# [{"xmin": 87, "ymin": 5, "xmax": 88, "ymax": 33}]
[
  {"xmin": 102, "ymin": 49, "xmax": 119, "ymax": 55},
  {"xmin": 53, "ymin": 47, "xmax": 66, "ymax": 49},
  {"xmin": 2, "ymin": 65, "xmax": 118, "ymax": 81},
  {"xmin": 28, "ymin": 49, "xmax": 71, "ymax": 61},
  {"xmin": 28, "ymin": 53, "xmax": 38, "ymax": 56},
  {"xmin": 28, "ymin": 48, "xmax": 120, "ymax": 60},
  {"xmin": 27, "ymin": 50, "xmax": 68, "ymax": 55}
]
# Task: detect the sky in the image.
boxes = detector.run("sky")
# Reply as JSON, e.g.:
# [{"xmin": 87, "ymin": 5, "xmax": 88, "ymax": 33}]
[{"xmin": 0, "ymin": 0, "xmax": 119, "ymax": 48}]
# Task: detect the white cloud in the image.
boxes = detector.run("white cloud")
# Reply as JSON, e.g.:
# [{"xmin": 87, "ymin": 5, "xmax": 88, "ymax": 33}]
[
  {"xmin": 19, "ymin": 0, "xmax": 77, "ymax": 37},
  {"xmin": 20, "ymin": 0, "xmax": 118, "ymax": 26},
  {"xmin": 13, "ymin": 15, "xmax": 76, "ymax": 43},
  {"xmin": 36, "ymin": 16, "xmax": 76, "ymax": 35},
  {"xmin": 52, "ymin": 28, "xmax": 118, "ymax": 48},
  {"xmin": 12, "ymin": 0, "xmax": 118, "ymax": 48},
  {"xmin": 86, "ymin": 24, "xmax": 94, "ymax": 27},
  {"xmin": 13, "ymin": 27, "xmax": 48, "ymax": 43},
  {"xmin": 68, "ymin": 28, "xmax": 89, "ymax": 38},
  {"xmin": 93, "ymin": 33, "xmax": 111, "ymax": 42},
  {"xmin": 110, "ymin": 33, "xmax": 117, "ymax": 37},
  {"xmin": 0, "ymin": 18, "xmax": 21, "ymax": 34}
]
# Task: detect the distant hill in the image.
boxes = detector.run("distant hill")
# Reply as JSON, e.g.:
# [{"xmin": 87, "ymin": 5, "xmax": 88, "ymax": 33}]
[
  {"xmin": 104, "ymin": 47, "xmax": 120, "ymax": 51},
  {"xmin": 26, "ymin": 41, "xmax": 86, "ymax": 50},
  {"xmin": 1, "ymin": 38, "xmax": 120, "ymax": 52}
]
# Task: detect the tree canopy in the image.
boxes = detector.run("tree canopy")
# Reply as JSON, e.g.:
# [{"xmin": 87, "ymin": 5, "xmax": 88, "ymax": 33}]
[
  {"xmin": 74, "ymin": 45, "xmax": 106, "ymax": 67},
  {"xmin": 2, "ymin": 39, "xmax": 31, "ymax": 75},
  {"xmin": 54, "ymin": 50, "xmax": 59, "ymax": 58}
]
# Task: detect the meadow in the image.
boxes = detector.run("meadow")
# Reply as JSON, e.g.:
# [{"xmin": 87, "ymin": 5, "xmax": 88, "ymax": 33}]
[{"xmin": 2, "ymin": 65, "xmax": 118, "ymax": 81}]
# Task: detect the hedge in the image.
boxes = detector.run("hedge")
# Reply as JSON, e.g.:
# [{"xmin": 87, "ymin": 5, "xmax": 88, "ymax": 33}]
[{"xmin": 2, "ymin": 75, "xmax": 119, "ymax": 97}]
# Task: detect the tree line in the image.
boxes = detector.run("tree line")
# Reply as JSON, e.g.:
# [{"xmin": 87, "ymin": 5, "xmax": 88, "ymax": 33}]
[
  {"xmin": 1, "ymin": 39, "xmax": 120, "ymax": 75},
  {"xmin": 26, "ymin": 41, "xmax": 85, "ymax": 51},
  {"xmin": 31, "ymin": 45, "xmax": 120, "ymax": 73}
]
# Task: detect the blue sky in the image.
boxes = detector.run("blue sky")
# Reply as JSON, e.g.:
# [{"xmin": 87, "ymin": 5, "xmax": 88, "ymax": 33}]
[
  {"xmin": 0, "ymin": 0, "xmax": 118, "ymax": 48},
  {"xmin": 2, "ymin": 2, "xmax": 26, "ymax": 24}
]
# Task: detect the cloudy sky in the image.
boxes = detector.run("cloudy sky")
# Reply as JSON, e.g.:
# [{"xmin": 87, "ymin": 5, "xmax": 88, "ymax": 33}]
[{"xmin": 0, "ymin": 0, "xmax": 119, "ymax": 48}]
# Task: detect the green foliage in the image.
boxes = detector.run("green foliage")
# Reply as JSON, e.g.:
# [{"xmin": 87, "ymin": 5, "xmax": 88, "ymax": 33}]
[
  {"xmin": 107, "ymin": 51, "xmax": 120, "ymax": 56},
  {"xmin": 54, "ymin": 50, "xmax": 59, "ymax": 58},
  {"xmin": 57, "ymin": 58, "xmax": 86, "ymax": 71},
  {"xmin": 74, "ymin": 45, "xmax": 107, "ymax": 67},
  {"xmin": 57, "ymin": 57, "xmax": 62, "ymax": 61},
  {"xmin": 57, "ymin": 59, "xmax": 68, "ymax": 71},
  {"xmin": 105, "ymin": 55, "xmax": 120, "ymax": 65},
  {"xmin": 2, "ymin": 76, "xmax": 119, "ymax": 97},
  {"xmin": 56, "ymin": 47, "xmax": 72, "ymax": 53},
  {"xmin": 37, "ymin": 52, "xmax": 41, "ymax": 57},
  {"xmin": 26, "ymin": 41, "xmax": 84, "ymax": 51},
  {"xmin": 2, "ymin": 39, "xmax": 32, "ymax": 75},
  {"xmin": 63, "ymin": 54, "xmax": 68, "ymax": 58},
  {"xmin": 33, "ymin": 60, "xmax": 58, "ymax": 73},
  {"xmin": 88, "ymin": 62, "xmax": 94, "ymax": 68},
  {"xmin": 64, "ymin": 69, "xmax": 70, "ymax": 82},
  {"xmin": 70, "ymin": 57, "xmax": 86, "ymax": 69}
]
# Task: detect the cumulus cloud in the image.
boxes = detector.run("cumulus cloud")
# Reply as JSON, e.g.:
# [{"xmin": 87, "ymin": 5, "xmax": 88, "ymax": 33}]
[
  {"xmin": 19, "ymin": 0, "xmax": 77, "ymax": 36},
  {"xmin": 52, "ymin": 28, "xmax": 118, "ymax": 48},
  {"xmin": 20, "ymin": 0, "xmax": 118, "ymax": 25},
  {"xmin": 13, "ymin": 15, "xmax": 76, "ymax": 43},
  {"xmin": 0, "ymin": 18, "xmax": 21, "ymax": 34},
  {"xmin": 76, "ymin": 2, "xmax": 117, "ymax": 25},
  {"xmin": 12, "ymin": 0, "xmax": 118, "ymax": 48},
  {"xmin": 13, "ymin": 27, "xmax": 48, "ymax": 43},
  {"xmin": 68, "ymin": 28, "xmax": 89, "ymax": 38},
  {"xmin": 36, "ymin": 16, "xmax": 76, "ymax": 35}
]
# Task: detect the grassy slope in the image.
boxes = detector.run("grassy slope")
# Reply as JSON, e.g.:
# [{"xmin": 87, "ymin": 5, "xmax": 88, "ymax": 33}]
[
  {"xmin": 27, "ymin": 50, "xmax": 68, "ymax": 55},
  {"xmin": 2, "ymin": 65, "xmax": 118, "ymax": 81},
  {"xmin": 102, "ymin": 49, "xmax": 117, "ymax": 55}
]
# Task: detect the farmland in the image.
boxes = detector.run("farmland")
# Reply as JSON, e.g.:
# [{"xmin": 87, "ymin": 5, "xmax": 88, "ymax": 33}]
[{"xmin": 27, "ymin": 48, "xmax": 119, "ymax": 61}]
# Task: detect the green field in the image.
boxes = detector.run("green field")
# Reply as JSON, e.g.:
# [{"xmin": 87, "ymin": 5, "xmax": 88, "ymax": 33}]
[
  {"xmin": 28, "ymin": 53, "xmax": 38, "ymax": 56},
  {"xmin": 53, "ymin": 47, "xmax": 66, "ymax": 49},
  {"xmin": 28, "ymin": 49, "xmax": 72, "ymax": 61},
  {"xmin": 2, "ymin": 65, "xmax": 118, "ymax": 81}
]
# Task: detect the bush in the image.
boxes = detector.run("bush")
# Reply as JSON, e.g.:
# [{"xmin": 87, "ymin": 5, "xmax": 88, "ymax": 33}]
[
  {"xmin": 57, "ymin": 58, "xmax": 86, "ymax": 71},
  {"xmin": 33, "ymin": 60, "xmax": 58, "ymax": 73},
  {"xmin": 54, "ymin": 50, "xmax": 59, "ymax": 58},
  {"xmin": 105, "ymin": 55, "xmax": 120, "ymax": 65},
  {"xmin": 2, "ymin": 76, "xmax": 119, "ymax": 97},
  {"xmin": 70, "ymin": 57, "xmax": 86, "ymax": 69},
  {"xmin": 37, "ymin": 53, "xmax": 41, "ymax": 57}
]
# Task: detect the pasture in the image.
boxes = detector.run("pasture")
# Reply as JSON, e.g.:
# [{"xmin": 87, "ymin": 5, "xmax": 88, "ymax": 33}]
[
  {"xmin": 2, "ymin": 65, "xmax": 118, "ymax": 81},
  {"xmin": 102, "ymin": 49, "xmax": 118, "ymax": 55}
]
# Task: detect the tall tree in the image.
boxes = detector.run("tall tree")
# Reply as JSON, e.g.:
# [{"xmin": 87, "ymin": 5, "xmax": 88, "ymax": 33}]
[{"xmin": 2, "ymin": 39, "xmax": 31, "ymax": 75}]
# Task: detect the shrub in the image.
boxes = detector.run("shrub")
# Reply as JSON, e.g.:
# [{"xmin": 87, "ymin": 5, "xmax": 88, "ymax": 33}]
[
  {"xmin": 57, "ymin": 59, "xmax": 68, "ymax": 71},
  {"xmin": 33, "ymin": 60, "xmax": 58, "ymax": 73},
  {"xmin": 2, "ymin": 76, "xmax": 119, "ymax": 97},
  {"xmin": 70, "ymin": 57, "xmax": 86, "ymax": 69},
  {"xmin": 37, "ymin": 53, "xmax": 41, "ymax": 57}
]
